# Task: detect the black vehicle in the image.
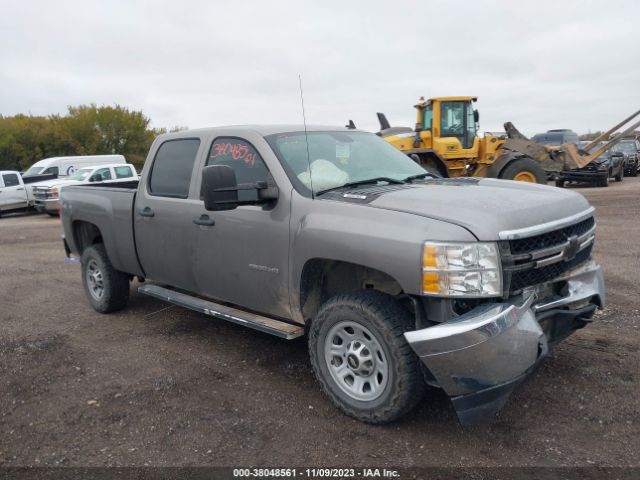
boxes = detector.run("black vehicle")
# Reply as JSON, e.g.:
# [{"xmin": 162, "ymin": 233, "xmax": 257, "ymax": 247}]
[
  {"xmin": 556, "ymin": 142, "xmax": 624, "ymax": 188},
  {"xmin": 532, "ymin": 129, "xmax": 579, "ymax": 146},
  {"xmin": 613, "ymin": 139, "xmax": 639, "ymax": 177}
]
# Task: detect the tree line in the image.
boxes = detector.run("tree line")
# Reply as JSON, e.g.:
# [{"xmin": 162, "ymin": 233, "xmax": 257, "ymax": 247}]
[{"xmin": 0, "ymin": 105, "xmax": 183, "ymax": 172}]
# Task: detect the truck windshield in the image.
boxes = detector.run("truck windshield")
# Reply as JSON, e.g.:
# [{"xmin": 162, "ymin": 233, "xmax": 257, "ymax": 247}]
[
  {"xmin": 68, "ymin": 168, "xmax": 93, "ymax": 181},
  {"xmin": 23, "ymin": 166, "xmax": 44, "ymax": 177},
  {"xmin": 265, "ymin": 131, "xmax": 427, "ymax": 195},
  {"xmin": 615, "ymin": 142, "xmax": 636, "ymax": 153}
]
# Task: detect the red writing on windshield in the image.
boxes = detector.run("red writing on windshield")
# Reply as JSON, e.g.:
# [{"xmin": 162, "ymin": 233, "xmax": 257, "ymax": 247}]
[{"xmin": 211, "ymin": 142, "xmax": 257, "ymax": 166}]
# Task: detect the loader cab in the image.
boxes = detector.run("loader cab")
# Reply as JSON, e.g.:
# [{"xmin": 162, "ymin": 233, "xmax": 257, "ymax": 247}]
[{"xmin": 418, "ymin": 96, "xmax": 479, "ymax": 159}]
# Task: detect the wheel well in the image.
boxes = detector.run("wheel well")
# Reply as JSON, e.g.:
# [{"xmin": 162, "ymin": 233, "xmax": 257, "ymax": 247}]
[
  {"xmin": 299, "ymin": 259, "xmax": 403, "ymax": 322},
  {"xmin": 72, "ymin": 221, "xmax": 103, "ymax": 254}
]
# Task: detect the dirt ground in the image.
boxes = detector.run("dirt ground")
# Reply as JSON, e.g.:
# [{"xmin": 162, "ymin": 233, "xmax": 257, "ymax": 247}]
[{"xmin": 0, "ymin": 179, "xmax": 638, "ymax": 468}]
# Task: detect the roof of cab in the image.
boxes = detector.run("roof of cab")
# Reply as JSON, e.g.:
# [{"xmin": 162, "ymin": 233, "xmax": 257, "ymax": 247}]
[{"xmin": 158, "ymin": 124, "xmax": 358, "ymax": 140}]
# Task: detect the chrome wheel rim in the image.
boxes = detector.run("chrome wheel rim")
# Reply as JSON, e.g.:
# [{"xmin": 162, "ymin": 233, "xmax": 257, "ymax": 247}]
[
  {"xmin": 86, "ymin": 259, "xmax": 104, "ymax": 300},
  {"xmin": 324, "ymin": 321, "xmax": 389, "ymax": 401}
]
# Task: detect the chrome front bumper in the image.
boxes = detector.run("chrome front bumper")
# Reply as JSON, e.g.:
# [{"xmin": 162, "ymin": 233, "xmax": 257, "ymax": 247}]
[
  {"xmin": 34, "ymin": 198, "xmax": 60, "ymax": 213},
  {"xmin": 404, "ymin": 261, "xmax": 605, "ymax": 425}
]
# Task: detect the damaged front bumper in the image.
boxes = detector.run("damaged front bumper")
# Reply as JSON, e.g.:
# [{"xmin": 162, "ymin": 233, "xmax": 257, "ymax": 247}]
[{"xmin": 404, "ymin": 261, "xmax": 605, "ymax": 426}]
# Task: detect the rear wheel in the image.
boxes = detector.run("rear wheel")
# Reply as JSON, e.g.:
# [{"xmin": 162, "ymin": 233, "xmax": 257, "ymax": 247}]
[
  {"xmin": 500, "ymin": 158, "xmax": 547, "ymax": 184},
  {"xmin": 81, "ymin": 244, "xmax": 130, "ymax": 313},
  {"xmin": 309, "ymin": 290, "xmax": 425, "ymax": 424}
]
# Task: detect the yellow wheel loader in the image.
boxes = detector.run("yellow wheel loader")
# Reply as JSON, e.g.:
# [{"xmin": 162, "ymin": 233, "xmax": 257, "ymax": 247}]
[{"xmin": 377, "ymin": 96, "xmax": 640, "ymax": 183}]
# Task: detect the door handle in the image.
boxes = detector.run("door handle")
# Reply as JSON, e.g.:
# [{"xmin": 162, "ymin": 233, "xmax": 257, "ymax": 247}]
[
  {"xmin": 16, "ymin": 187, "xmax": 24, "ymax": 191},
  {"xmin": 193, "ymin": 214, "xmax": 215, "ymax": 226},
  {"xmin": 138, "ymin": 206, "xmax": 155, "ymax": 218}
]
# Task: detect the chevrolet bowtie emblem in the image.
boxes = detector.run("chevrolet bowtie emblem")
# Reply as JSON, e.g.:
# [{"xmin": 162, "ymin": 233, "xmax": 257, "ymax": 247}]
[{"xmin": 563, "ymin": 235, "xmax": 580, "ymax": 261}]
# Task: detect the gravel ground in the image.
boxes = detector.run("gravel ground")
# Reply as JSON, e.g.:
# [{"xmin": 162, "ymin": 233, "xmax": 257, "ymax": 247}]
[{"xmin": 0, "ymin": 178, "xmax": 638, "ymax": 468}]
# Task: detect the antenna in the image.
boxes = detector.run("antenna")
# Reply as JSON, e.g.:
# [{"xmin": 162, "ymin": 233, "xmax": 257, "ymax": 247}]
[{"xmin": 298, "ymin": 74, "xmax": 314, "ymax": 198}]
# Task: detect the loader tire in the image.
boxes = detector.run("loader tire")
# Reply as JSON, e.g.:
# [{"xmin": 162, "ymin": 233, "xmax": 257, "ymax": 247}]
[
  {"xmin": 500, "ymin": 157, "xmax": 547, "ymax": 184},
  {"xmin": 81, "ymin": 244, "xmax": 130, "ymax": 313},
  {"xmin": 309, "ymin": 290, "xmax": 426, "ymax": 424}
]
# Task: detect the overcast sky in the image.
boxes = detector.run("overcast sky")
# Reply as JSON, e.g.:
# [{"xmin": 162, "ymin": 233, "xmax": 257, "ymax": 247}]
[{"xmin": 1, "ymin": 0, "xmax": 639, "ymax": 136}]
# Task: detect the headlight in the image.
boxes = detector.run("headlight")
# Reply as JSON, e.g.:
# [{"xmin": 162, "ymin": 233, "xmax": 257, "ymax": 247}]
[
  {"xmin": 422, "ymin": 242, "xmax": 502, "ymax": 297},
  {"xmin": 596, "ymin": 162, "xmax": 609, "ymax": 170},
  {"xmin": 50, "ymin": 187, "xmax": 59, "ymax": 199}
]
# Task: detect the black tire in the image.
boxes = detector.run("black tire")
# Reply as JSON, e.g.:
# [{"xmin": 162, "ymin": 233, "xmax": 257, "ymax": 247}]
[
  {"xmin": 47, "ymin": 212, "xmax": 59, "ymax": 217},
  {"xmin": 499, "ymin": 157, "xmax": 547, "ymax": 184},
  {"xmin": 308, "ymin": 290, "xmax": 426, "ymax": 424},
  {"xmin": 598, "ymin": 175, "xmax": 609, "ymax": 187},
  {"xmin": 630, "ymin": 163, "xmax": 638, "ymax": 177},
  {"xmin": 81, "ymin": 244, "xmax": 130, "ymax": 313},
  {"xmin": 555, "ymin": 178, "xmax": 565, "ymax": 188},
  {"xmin": 615, "ymin": 167, "xmax": 623, "ymax": 182}
]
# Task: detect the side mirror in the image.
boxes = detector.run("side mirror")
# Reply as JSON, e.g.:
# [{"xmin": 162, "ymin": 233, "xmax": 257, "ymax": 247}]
[
  {"xmin": 91, "ymin": 173, "xmax": 103, "ymax": 182},
  {"xmin": 202, "ymin": 165, "xmax": 239, "ymax": 211},
  {"xmin": 473, "ymin": 110, "xmax": 480, "ymax": 123}
]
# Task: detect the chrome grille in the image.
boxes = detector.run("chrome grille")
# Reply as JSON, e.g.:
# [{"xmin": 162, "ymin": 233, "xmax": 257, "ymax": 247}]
[{"xmin": 502, "ymin": 216, "xmax": 596, "ymax": 294}]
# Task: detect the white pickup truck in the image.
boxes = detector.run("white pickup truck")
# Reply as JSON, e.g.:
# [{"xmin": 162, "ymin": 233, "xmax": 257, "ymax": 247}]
[
  {"xmin": 32, "ymin": 164, "xmax": 138, "ymax": 215},
  {"xmin": 0, "ymin": 170, "xmax": 59, "ymax": 217},
  {"xmin": 0, "ymin": 171, "xmax": 33, "ymax": 217}
]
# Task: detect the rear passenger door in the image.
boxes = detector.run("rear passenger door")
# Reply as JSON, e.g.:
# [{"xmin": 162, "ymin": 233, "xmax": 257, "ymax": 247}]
[
  {"xmin": 0, "ymin": 173, "xmax": 27, "ymax": 210},
  {"xmin": 134, "ymin": 137, "xmax": 204, "ymax": 290}
]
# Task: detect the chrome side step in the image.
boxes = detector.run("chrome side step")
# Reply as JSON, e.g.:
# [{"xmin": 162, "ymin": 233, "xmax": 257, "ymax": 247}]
[{"xmin": 138, "ymin": 284, "xmax": 304, "ymax": 340}]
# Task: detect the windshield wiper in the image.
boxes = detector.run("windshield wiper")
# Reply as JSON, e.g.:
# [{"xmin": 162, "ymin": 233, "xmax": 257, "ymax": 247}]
[
  {"xmin": 315, "ymin": 177, "xmax": 405, "ymax": 196},
  {"xmin": 402, "ymin": 172, "xmax": 436, "ymax": 183}
]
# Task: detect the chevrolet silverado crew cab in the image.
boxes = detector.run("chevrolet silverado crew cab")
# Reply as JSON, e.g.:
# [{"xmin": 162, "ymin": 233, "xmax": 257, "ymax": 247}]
[{"xmin": 60, "ymin": 125, "xmax": 604, "ymax": 425}]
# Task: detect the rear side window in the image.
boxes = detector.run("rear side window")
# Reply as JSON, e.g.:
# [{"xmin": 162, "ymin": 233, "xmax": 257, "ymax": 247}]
[
  {"xmin": 114, "ymin": 166, "xmax": 134, "ymax": 179},
  {"xmin": 2, "ymin": 173, "xmax": 20, "ymax": 187},
  {"xmin": 150, "ymin": 139, "xmax": 201, "ymax": 198}
]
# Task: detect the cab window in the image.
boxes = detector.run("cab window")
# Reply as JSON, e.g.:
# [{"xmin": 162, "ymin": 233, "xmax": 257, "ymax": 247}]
[
  {"xmin": 440, "ymin": 101, "xmax": 465, "ymax": 138},
  {"xmin": 42, "ymin": 167, "xmax": 58, "ymax": 175},
  {"xmin": 149, "ymin": 139, "xmax": 201, "ymax": 198},
  {"xmin": 2, "ymin": 173, "xmax": 20, "ymax": 187},
  {"xmin": 90, "ymin": 168, "xmax": 112, "ymax": 182},
  {"xmin": 206, "ymin": 138, "xmax": 269, "ymax": 184},
  {"xmin": 205, "ymin": 138, "xmax": 270, "ymax": 203},
  {"xmin": 114, "ymin": 166, "xmax": 134, "ymax": 179},
  {"xmin": 422, "ymin": 105, "xmax": 433, "ymax": 130}
]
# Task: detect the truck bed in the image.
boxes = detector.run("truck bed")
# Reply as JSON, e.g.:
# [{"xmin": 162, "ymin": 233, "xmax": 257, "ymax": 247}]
[{"xmin": 61, "ymin": 181, "xmax": 144, "ymax": 277}]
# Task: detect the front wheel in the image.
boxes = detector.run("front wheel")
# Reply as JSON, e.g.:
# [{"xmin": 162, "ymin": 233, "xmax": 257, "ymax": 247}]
[
  {"xmin": 499, "ymin": 157, "xmax": 547, "ymax": 184},
  {"xmin": 81, "ymin": 244, "xmax": 130, "ymax": 313},
  {"xmin": 309, "ymin": 290, "xmax": 426, "ymax": 424},
  {"xmin": 555, "ymin": 178, "xmax": 565, "ymax": 188},
  {"xmin": 629, "ymin": 163, "xmax": 638, "ymax": 177}
]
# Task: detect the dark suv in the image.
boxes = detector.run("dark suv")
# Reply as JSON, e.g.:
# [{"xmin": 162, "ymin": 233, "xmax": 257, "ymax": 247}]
[
  {"xmin": 613, "ymin": 139, "xmax": 639, "ymax": 177},
  {"xmin": 556, "ymin": 141, "xmax": 624, "ymax": 188}
]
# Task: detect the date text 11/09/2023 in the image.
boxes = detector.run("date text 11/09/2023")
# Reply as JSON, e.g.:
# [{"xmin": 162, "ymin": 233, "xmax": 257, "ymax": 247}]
[{"xmin": 233, "ymin": 468, "xmax": 400, "ymax": 478}]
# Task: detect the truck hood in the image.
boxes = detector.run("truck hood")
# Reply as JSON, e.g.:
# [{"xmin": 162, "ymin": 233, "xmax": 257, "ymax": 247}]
[
  {"xmin": 365, "ymin": 178, "xmax": 591, "ymax": 240},
  {"xmin": 31, "ymin": 178, "xmax": 80, "ymax": 189}
]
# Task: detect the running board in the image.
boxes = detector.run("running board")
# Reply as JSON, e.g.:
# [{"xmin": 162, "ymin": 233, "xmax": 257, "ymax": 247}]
[{"xmin": 138, "ymin": 284, "xmax": 304, "ymax": 340}]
